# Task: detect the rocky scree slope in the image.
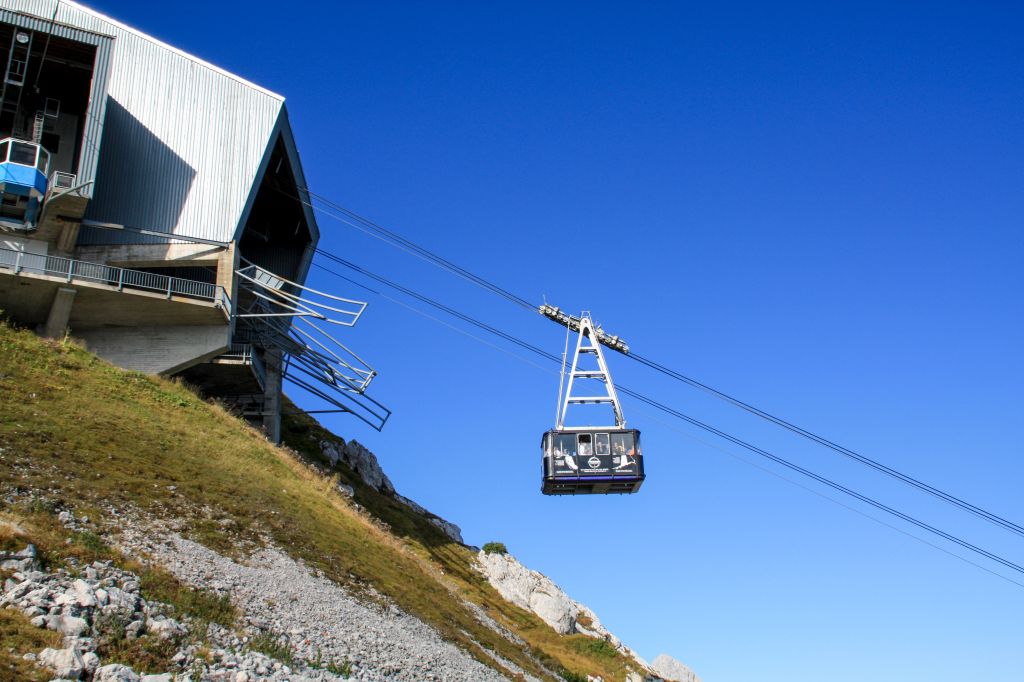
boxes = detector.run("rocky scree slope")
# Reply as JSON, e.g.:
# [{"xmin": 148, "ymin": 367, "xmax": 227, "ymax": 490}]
[{"xmin": 0, "ymin": 321, "xmax": 697, "ymax": 681}]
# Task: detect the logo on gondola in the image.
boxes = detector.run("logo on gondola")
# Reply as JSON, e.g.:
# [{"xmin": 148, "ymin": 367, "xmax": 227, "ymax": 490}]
[{"xmin": 588, "ymin": 456, "xmax": 601, "ymax": 468}]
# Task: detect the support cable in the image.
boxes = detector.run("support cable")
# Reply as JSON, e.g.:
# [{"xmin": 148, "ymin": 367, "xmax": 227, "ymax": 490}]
[
  {"xmin": 311, "ymin": 256, "xmax": 1024, "ymax": 580},
  {"xmin": 298, "ymin": 192, "xmax": 1024, "ymax": 542},
  {"xmin": 626, "ymin": 352, "xmax": 1024, "ymax": 539}
]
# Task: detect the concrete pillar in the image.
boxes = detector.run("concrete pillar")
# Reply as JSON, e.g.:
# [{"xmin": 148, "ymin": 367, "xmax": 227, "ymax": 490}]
[
  {"xmin": 42, "ymin": 287, "xmax": 77, "ymax": 338},
  {"xmin": 55, "ymin": 221, "xmax": 81, "ymax": 255},
  {"xmin": 261, "ymin": 348, "xmax": 283, "ymax": 443},
  {"xmin": 216, "ymin": 243, "xmax": 239, "ymax": 334}
]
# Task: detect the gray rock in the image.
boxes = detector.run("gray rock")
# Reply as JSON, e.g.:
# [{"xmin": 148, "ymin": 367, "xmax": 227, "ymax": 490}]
[
  {"xmin": 58, "ymin": 579, "xmax": 97, "ymax": 608},
  {"xmin": 476, "ymin": 549, "xmax": 646, "ymax": 666},
  {"xmin": 140, "ymin": 674, "xmax": 173, "ymax": 682},
  {"xmin": 146, "ymin": 616, "xmax": 186, "ymax": 639},
  {"xmin": 476, "ymin": 550, "xmax": 578, "ymax": 634},
  {"xmin": 94, "ymin": 664, "xmax": 142, "ymax": 682},
  {"xmin": 321, "ymin": 438, "xmax": 395, "ymax": 494},
  {"xmin": 651, "ymin": 654, "xmax": 700, "ymax": 682},
  {"xmin": 125, "ymin": 618, "xmax": 145, "ymax": 639},
  {"xmin": 337, "ymin": 482, "xmax": 355, "ymax": 497},
  {"xmin": 82, "ymin": 651, "xmax": 100, "ymax": 674},
  {"xmin": 428, "ymin": 516, "xmax": 464, "ymax": 544},
  {"xmin": 38, "ymin": 646, "xmax": 85, "ymax": 679},
  {"xmin": 104, "ymin": 586, "xmax": 139, "ymax": 611},
  {"xmin": 395, "ymin": 494, "xmax": 464, "ymax": 544},
  {"xmin": 0, "ymin": 543, "xmax": 38, "ymax": 571},
  {"xmin": 52, "ymin": 614, "xmax": 89, "ymax": 637}
]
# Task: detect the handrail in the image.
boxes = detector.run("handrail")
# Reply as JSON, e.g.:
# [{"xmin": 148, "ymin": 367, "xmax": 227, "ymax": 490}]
[{"xmin": 0, "ymin": 245, "xmax": 227, "ymax": 309}]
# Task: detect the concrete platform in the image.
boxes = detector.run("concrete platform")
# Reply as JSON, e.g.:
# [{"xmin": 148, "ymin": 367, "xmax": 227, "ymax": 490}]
[{"xmin": 0, "ymin": 267, "xmax": 230, "ymax": 329}]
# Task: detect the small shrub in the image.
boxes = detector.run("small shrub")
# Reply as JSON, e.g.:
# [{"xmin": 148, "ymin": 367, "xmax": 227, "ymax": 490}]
[
  {"xmin": 482, "ymin": 541, "xmax": 507, "ymax": 555},
  {"xmin": 248, "ymin": 631, "xmax": 298, "ymax": 667},
  {"xmin": 93, "ymin": 610, "xmax": 180, "ymax": 673},
  {"xmin": 560, "ymin": 671, "xmax": 588, "ymax": 682},
  {"xmin": 307, "ymin": 647, "xmax": 352, "ymax": 676},
  {"xmin": 571, "ymin": 636, "xmax": 618, "ymax": 659},
  {"xmin": 326, "ymin": 659, "xmax": 353, "ymax": 677}
]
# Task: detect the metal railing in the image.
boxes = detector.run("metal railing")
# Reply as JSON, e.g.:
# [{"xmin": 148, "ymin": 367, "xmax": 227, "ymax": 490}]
[{"xmin": 0, "ymin": 246, "xmax": 230, "ymax": 312}]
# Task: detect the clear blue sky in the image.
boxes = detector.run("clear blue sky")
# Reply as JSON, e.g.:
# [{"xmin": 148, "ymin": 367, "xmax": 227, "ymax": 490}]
[{"xmin": 92, "ymin": 2, "xmax": 1022, "ymax": 680}]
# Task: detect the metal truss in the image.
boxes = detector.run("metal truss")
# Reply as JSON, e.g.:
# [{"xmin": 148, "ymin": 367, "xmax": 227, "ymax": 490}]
[
  {"xmin": 234, "ymin": 260, "xmax": 390, "ymax": 430},
  {"xmin": 555, "ymin": 312, "xmax": 626, "ymax": 431}
]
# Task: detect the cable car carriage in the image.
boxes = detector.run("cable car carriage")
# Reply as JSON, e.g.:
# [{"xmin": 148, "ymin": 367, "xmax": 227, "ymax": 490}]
[
  {"xmin": 540, "ymin": 307, "xmax": 645, "ymax": 495},
  {"xmin": 542, "ymin": 428, "xmax": 644, "ymax": 494}
]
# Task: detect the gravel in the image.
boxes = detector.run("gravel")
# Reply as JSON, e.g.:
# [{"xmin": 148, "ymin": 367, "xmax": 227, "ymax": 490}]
[{"xmin": 119, "ymin": 528, "xmax": 516, "ymax": 682}]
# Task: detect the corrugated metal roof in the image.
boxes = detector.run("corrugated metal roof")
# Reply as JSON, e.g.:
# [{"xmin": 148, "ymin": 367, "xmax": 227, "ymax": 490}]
[{"xmin": 0, "ymin": 0, "xmax": 302, "ymax": 246}]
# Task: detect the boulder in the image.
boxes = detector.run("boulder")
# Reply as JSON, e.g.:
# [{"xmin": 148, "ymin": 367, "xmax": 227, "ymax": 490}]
[
  {"xmin": 94, "ymin": 664, "xmax": 142, "ymax": 682},
  {"xmin": 58, "ymin": 579, "xmax": 97, "ymax": 608},
  {"xmin": 82, "ymin": 651, "xmax": 100, "ymax": 675},
  {"xmin": 146, "ymin": 616, "xmax": 187, "ymax": 639},
  {"xmin": 0, "ymin": 543, "xmax": 38, "ymax": 571},
  {"xmin": 651, "ymin": 654, "xmax": 700, "ymax": 682},
  {"xmin": 51, "ymin": 614, "xmax": 89, "ymax": 637},
  {"xmin": 38, "ymin": 646, "xmax": 85, "ymax": 679}
]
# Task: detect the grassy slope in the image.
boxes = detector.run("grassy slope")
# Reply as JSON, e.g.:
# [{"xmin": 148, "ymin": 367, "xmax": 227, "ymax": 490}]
[{"xmin": 0, "ymin": 321, "xmax": 639, "ymax": 681}]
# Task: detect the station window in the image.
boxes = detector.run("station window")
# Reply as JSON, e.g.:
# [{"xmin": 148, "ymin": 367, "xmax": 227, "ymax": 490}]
[
  {"xmin": 36, "ymin": 148, "xmax": 49, "ymax": 173},
  {"xmin": 10, "ymin": 142, "xmax": 37, "ymax": 166}
]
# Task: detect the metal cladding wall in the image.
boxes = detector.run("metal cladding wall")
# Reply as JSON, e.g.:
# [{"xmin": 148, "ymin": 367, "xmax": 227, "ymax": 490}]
[
  {"xmin": 0, "ymin": 0, "xmax": 289, "ymax": 245},
  {"xmin": 0, "ymin": 8, "xmax": 112, "ymax": 199}
]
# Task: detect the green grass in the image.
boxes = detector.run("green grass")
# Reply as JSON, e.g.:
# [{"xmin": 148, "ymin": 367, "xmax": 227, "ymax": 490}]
[
  {"xmin": 93, "ymin": 609, "xmax": 182, "ymax": 674},
  {"xmin": 248, "ymin": 631, "xmax": 298, "ymax": 667},
  {"xmin": 0, "ymin": 320, "xmax": 638, "ymax": 681},
  {"xmin": 570, "ymin": 637, "xmax": 619, "ymax": 659},
  {"xmin": 0, "ymin": 609, "xmax": 62, "ymax": 682}
]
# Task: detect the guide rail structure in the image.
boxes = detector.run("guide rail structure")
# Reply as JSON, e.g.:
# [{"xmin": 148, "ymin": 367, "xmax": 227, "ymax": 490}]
[{"xmin": 541, "ymin": 307, "xmax": 644, "ymax": 495}]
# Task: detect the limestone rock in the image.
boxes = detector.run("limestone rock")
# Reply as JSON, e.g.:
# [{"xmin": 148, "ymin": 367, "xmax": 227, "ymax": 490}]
[
  {"xmin": 0, "ymin": 543, "xmax": 38, "ymax": 571},
  {"xmin": 476, "ymin": 550, "xmax": 578, "ymax": 634},
  {"xmin": 476, "ymin": 550, "xmax": 663, "ymax": 672},
  {"xmin": 94, "ymin": 664, "xmax": 142, "ymax": 682},
  {"xmin": 82, "ymin": 651, "xmax": 100, "ymax": 675},
  {"xmin": 38, "ymin": 646, "xmax": 85, "ymax": 679},
  {"xmin": 51, "ymin": 614, "xmax": 89, "ymax": 637},
  {"xmin": 651, "ymin": 654, "xmax": 701, "ymax": 682},
  {"xmin": 428, "ymin": 516, "xmax": 464, "ymax": 544},
  {"xmin": 320, "ymin": 438, "xmax": 395, "ymax": 494},
  {"xmin": 146, "ymin": 616, "xmax": 186, "ymax": 639}
]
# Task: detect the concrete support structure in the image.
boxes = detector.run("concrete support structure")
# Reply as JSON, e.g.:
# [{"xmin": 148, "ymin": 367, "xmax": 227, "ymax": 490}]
[
  {"xmin": 74, "ymin": 325, "xmax": 230, "ymax": 375},
  {"xmin": 42, "ymin": 287, "xmax": 77, "ymax": 338},
  {"xmin": 261, "ymin": 348, "xmax": 283, "ymax": 443}
]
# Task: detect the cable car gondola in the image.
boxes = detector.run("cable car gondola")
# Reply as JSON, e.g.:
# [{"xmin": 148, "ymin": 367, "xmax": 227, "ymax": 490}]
[
  {"xmin": 542, "ymin": 427, "xmax": 644, "ymax": 494},
  {"xmin": 540, "ymin": 308, "xmax": 645, "ymax": 495}
]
